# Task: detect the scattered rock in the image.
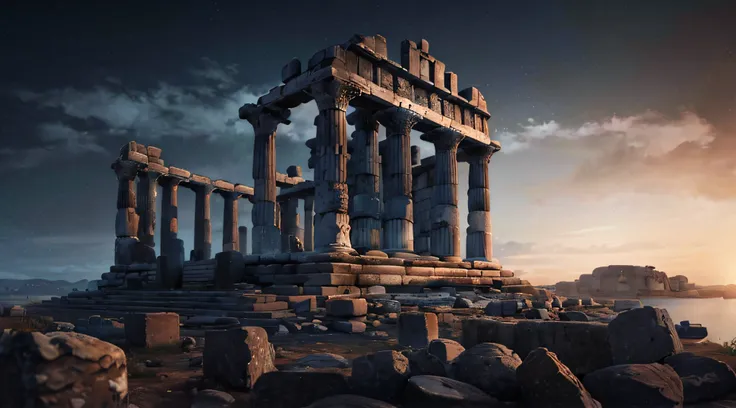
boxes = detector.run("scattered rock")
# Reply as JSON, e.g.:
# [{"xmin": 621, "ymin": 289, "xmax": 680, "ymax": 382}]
[
  {"xmin": 551, "ymin": 297, "xmax": 562, "ymax": 308},
  {"xmin": 293, "ymin": 353, "xmax": 350, "ymax": 369},
  {"xmin": 125, "ymin": 312, "xmax": 180, "ymax": 348},
  {"xmin": 191, "ymin": 389, "xmax": 235, "ymax": 408},
  {"xmin": 562, "ymin": 298, "xmax": 581, "ymax": 308},
  {"xmin": 608, "ymin": 306, "xmax": 683, "ymax": 364},
  {"xmin": 281, "ymin": 320, "xmax": 302, "ymax": 333},
  {"xmin": 453, "ymin": 297, "xmax": 473, "ymax": 308},
  {"xmin": 0, "ymin": 332, "xmax": 128, "ymax": 407},
  {"xmin": 351, "ymin": 350, "xmax": 410, "ymax": 402},
  {"xmin": 181, "ymin": 336, "xmax": 197, "ymax": 352},
  {"xmin": 327, "ymin": 299, "xmax": 368, "ymax": 317},
  {"xmin": 517, "ymin": 347, "xmax": 601, "ymax": 408},
  {"xmin": 402, "ymin": 375, "xmax": 498, "ymax": 408},
  {"xmin": 452, "ymin": 342, "xmax": 521, "ymax": 400},
  {"xmin": 366, "ymin": 286, "xmax": 387, "ymax": 294},
  {"xmin": 368, "ymin": 300, "xmax": 401, "ymax": 315},
  {"xmin": 664, "ymin": 352, "xmax": 736, "ymax": 403},
  {"xmin": 485, "ymin": 300, "xmax": 519, "ymax": 317},
  {"xmin": 559, "ymin": 311, "xmax": 589, "ymax": 322},
  {"xmin": 398, "ymin": 312, "xmax": 438, "ymax": 348},
  {"xmin": 333, "ymin": 320, "xmax": 367, "ymax": 333},
  {"xmin": 144, "ymin": 359, "xmax": 162, "ymax": 368},
  {"xmin": 427, "ymin": 338, "xmax": 465, "ymax": 363},
  {"xmin": 371, "ymin": 320, "xmax": 381, "ymax": 328},
  {"xmin": 203, "ymin": 327, "xmax": 276, "ymax": 389},
  {"xmin": 524, "ymin": 308, "xmax": 551, "ymax": 320},
  {"xmin": 252, "ymin": 371, "xmax": 350, "ymax": 408},
  {"xmin": 613, "ymin": 299, "xmax": 643, "ymax": 312},
  {"xmin": 46, "ymin": 322, "xmax": 75, "ymax": 332},
  {"xmin": 189, "ymin": 356, "xmax": 203, "ymax": 367},
  {"xmin": 407, "ymin": 349, "xmax": 448, "ymax": 377},
  {"xmin": 583, "ymin": 363, "xmax": 684, "ymax": 408},
  {"xmin": 305, "ymin": 394, "xmax": 397, "ymax": 408}
]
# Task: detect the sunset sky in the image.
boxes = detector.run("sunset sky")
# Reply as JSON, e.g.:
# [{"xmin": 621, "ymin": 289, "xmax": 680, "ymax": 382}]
[{"xmin": 1, "ymin": 0, "xmax": 735, "ymax": 285}]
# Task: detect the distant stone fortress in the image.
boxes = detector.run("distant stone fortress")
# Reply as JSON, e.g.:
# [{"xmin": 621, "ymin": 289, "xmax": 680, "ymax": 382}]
[{"xmin": 555, "ymin": 265, "xmax": 702, "ymax": 298}]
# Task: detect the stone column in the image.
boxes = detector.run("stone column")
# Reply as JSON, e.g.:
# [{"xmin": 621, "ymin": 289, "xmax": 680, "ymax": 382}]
[
  {"xmin": 192, "ymin": 184, "xmax": 214, "ymax": 261},
  {"xmin": 240, "ymin": 104, "xmax": 291, "ymax": 255},
  {"xmin": 159, "ymin": 177, "xmax": 181, "ymax": 257},
  {"xmin": 136, "ymin": 170, "xmax": 159, "ymax": 249},
  {"xmin": 422, "ymin": 128, "xmax": 465, "ymax": 262},
  {"xmin": 346, "ymin": 108, "xmax": 382, "ymax": 254},
  {"xmin": 220, "ymin": 191, "xmax": 241, "ymax": 252},
  {"xmin": 375, "ymin": 107, "xmax": 423, "ymax": 256},
  {"xmin": 112, "ymin": 159, "xmax": 141, "ymax": 265},
  {"xmin": 310, "ymin": 80, "xmax": 360, "ymax": 254},
  {"xmin": 412, "ymin": 165, "xmax": 434, "ymax": 255},
  {"xmin": 238, "ymin": 226, "xmax": 248, "ymax": 254},
  {"xmin": 462, "ymin": 144, "xmax": 499, "ymax": 260},
  {"xmin": 303, "ymin": 195, "xmax": 314, "ymax": 252}
]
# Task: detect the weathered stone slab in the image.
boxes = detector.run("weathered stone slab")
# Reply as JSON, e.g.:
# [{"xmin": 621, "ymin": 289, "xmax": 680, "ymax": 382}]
[
  {"xmin": 203, "ymin": 327, "xmax": 276, "ymax": 389},
  {"xmin": 664, "ymin": 352, "xmax": 736, "ymax": 403},
  {"xmin": 517, "ymin": 347, "xmax": 602, "ymax": 408},
  {"xmin": 0, "ymin": 332, "xmax": 128, "ymax": 407},
  {"xmin": 403, "ymin": 375, "xmax": 497, "ymax": 408},
  {"xmin": 326, "ymin": 298, "xmax": 368, "ymax": 317},
  {"xmin": 304, "ymin": 274, "xmax": 357, "ymax": 286},
  {"xmin": 452, "ymin": 343, "xmax": 521, "ymax": 401},
  {"xmin": 583, "ymin": 364, "xmax": 684, "ymax": 408},
  {"xmin": 398, "ymin": 312, "xmax": 438, "ymax": 348},
  {"xmin": 359, "ymin": 274, "xmax": 403, "ymax": 286},
  {"xmin": 333, "ymin": 320, "xmax": 367, "ymax": 333},
  {"xmin": 608, "ymin": 306, "xmax": 683, "ymax": 364},
  {"xmin": 125, "ymin": 312, "xmax": 180, "ymax": 348}
]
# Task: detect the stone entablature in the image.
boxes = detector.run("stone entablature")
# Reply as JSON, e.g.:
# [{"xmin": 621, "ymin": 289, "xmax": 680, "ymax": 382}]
[{"xmin": 243, "ymin": 34, "xmax": 501, "ymax": 262}]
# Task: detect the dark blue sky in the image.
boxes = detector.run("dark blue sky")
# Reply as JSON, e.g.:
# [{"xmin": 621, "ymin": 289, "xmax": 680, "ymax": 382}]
[{"xmin": 1, "ymin": 0, "xmax": 735, "ymax": 283}]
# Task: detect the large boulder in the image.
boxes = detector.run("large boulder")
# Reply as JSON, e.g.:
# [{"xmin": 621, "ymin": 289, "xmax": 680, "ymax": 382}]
[
  {"xmin": 517, "ymin": 347, "xmax": 601, "ymax": 408},
  {"xmin": 251, "ymin": 371, "xmax": 350, "ymax": 408},
  {"xmin": 191, "ymin": 389, "xmax": 235, "ymax": 408},
  {"xmin": 293, "ymin": 353, "xmax": 350, "ymax": 369},
  {"xmin": 351, "ymin": 350, "xmax": 410, "ymax": 402},
  {"xmin": 559, "ymin": 311, "xmax": 589, "ymax": 322},
  {"xmin": 428, "ymin": 338, "xmax": 465, "ymax": 362},
  {"xmin": 305, "ymin": 394, "xmax": 397, "ymax": 408},
  {"xmin": 608, "ymin": 306, "xmax": 683, "ymax": 364},
  {"xmin": 451, "ymin": 343, "xmax": 521, "ymax": 401},
  {"xmin": 513, "ymin": 320, "xmax": 612, "ymax": 376},
  {"xmin": 583, "ymin": 363, "xmax": 684, "ymax": 408},
  {"xmin": 203, "ymin": 327, "xmax": 276, "ymax": 389},
  {"xmin": 0, "ymin": 331, "xmax": 128, "ymax": 407},
  {"xmin": 398, "ymin": 312, "xmax": 438, "ymax": 348},
  {"xmin": 664, "ymin": 352, "xmax": 736, "ymax": 403},
  {"xmin": 402, "ymin": 375, "xmax": 498, "ymax": 408},
  {"xmin": 406, "ymin": 349, "xmax": 448, "ymax": 377},
  {"xmin": 613, "ymin": 299, "xmax": 642, "ymax": 312},
  {"xmin": 327, "ymin": 299, "xmax": 368, "ymax": 317}
]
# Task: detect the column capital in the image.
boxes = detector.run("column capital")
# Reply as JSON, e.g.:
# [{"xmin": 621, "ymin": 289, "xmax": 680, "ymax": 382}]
[
  {"xmin": 310, "ymin": 80, "xmax": 361, "ymax": 112},
  {"xmin": 217, "ymin": 190, "xmax": 242, "ymax": 200},
  {"xmin": 158, "ymin": 176, "xmax": 183, "ymax": 187},
  {"xmin": 112, "ymin": 159, "xmax": 143, "ymax": 181},
  {"xmin": 347, "ymin": 108, "xmax": 379, "ymax": 131},
  {"xmin": 420, "ymin": 127, "xmax": 465, "ymax": 151},
  {"xmin": 459, "ymin": 143, "xmax": 500, "ymax": 163},
  {"xmin": 375, "ymin": 107, "xmax": 423, "ymax": 136},
  {"xmin": 192, "ymin": 183, "xmax": 216, "ymax": 195},
  {"xmin": 239, "ymin": 104, "xmax": 291, "ymax": 136}
]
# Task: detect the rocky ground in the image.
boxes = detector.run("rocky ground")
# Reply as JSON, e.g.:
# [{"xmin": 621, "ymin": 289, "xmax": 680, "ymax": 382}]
[{"xmin": 3, "ymin": 292, "xmax": 736, "ymax": 407}]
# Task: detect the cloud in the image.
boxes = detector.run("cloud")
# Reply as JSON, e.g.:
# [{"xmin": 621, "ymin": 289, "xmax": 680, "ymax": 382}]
[
  {"xmin": 0, "ymin": 122, "xmax": 105, "ymax": 170},
  {"xmin": 12, "ymin": 58, "xmax": 321, "ymax": 172},
  {"xmin": 560, "ymin": 225, "xmax": 617, "ymax": 236},
  {"xmin": 495, "ymin": 239, "xmax": 666, "ymax": 260},
  {"xmin": 499, "ymin": 111, "xmax": 736, "ymax": 200}
]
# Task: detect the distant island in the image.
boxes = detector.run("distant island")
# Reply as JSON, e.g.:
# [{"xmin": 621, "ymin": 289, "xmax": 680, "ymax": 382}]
[
  {"xmin": 0, "ymin": 279, "xmax": 89, "ymax": 297},
  {"xmin": 555, "ymin": 265, "xmax": 736, "ymax": 299}
]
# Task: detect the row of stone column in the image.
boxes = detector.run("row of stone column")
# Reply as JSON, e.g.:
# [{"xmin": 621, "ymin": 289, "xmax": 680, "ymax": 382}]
[
  {"xmin": 112, "ymin": 161, "xmax": 250, "ymax": 265},
  {"xmin": 241, "ymin": 78, "xmax": 498, "ymax": 261}
]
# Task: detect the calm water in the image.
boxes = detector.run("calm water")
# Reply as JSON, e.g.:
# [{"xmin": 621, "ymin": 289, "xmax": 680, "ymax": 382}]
[{"xmin": 642, "ymin": 297, "xmax": 736, "ymax": 343}]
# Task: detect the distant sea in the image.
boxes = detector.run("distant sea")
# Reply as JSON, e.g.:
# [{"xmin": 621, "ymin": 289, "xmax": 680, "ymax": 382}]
[{"xmin": 642, "ymin": 297, "xmax": 736, "ymax": 343}]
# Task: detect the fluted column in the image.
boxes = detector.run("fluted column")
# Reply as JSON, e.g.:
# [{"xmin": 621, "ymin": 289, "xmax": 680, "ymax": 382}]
[
  {"xmin": 136, "ymin": 170, "xmax": 160, "ymax": 249},
  {"xmin": 346, "ymin": 108, "xmax": 382, "ymax": 253},
  {"xmin": 159, "ymin": 177, "xmax": 181, "ymax": 257},
  {"xmin": 412, "ymin": 164, "xmax": 435, "ymax": 255},
  {"xmin": 220, "ymin": 191, "xmax": 241, "ymax": 252},
  {"xmin": 240, "ymin": 104, "xmax": 291, "ymax": 255},
  {"xmin": 310, "ymin": 80, "xmax": 360, "ymax": 254},
  {"xmin": 375, "ymin": 107, "xmax": 423, "ymax": 256},
  {"xmin": 192, "ymin": 184, "xmax": 214, "ymax": 261},
  {"xmin": 421, "ymin": 128, "xmax": 465, "ymax": 261},
  {"xmin": 112, "ymin": 159, "xmax": 141, "ymax": 265},
  {"xmin": 462, "ymin": 144, "xmax": 499, "ymax": 260},
  {"xmin": 303, "ymin": 195, "xmax": 314, "ymax": 252},
  {"xmin": 279, "ymin": 197, "xmax": 303, "ymax": 252}
]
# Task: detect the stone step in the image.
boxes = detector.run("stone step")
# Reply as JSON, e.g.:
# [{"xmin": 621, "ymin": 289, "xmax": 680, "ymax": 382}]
[
  {"xmin": 32, "ymin": 304, "xmax": 295, "ymax": 319},
  {"xmin": 74, "ymin": 289, "xmax": 263, "ymax": 298},
  {"xmin": 62, "ymin": 298, "xmax": 288, "ymax": 312}
]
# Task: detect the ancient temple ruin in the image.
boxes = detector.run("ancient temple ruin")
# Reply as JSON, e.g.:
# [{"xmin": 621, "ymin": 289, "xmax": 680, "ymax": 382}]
[
  {"xmin": 102, "ymin": 34, "xmax": 506, "ymax": 290},
  {"xmin": 33, "ymin": 35, "xmax": 521, "ymax": 323}
]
